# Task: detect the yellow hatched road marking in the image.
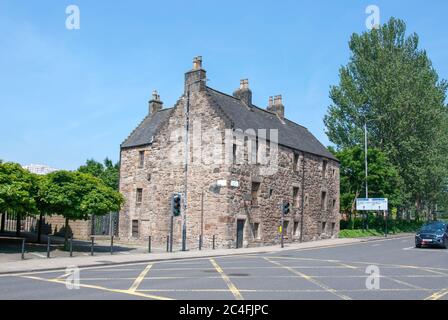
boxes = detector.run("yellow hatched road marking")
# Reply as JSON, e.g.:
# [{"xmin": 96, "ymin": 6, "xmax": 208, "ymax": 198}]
[
  {"xmin": 425, "ymin": 288, "xmax": 448, "ymax": 300},
  {"xmin": 209, "ymin": 258, "xmax": 244, "ymax": 300},
  {"xmin": 328, "ymin": 259, "xmax": 424, "ymax": 290},
  {"xmin": 264, "ymin": 257, "xmax": 352, "ymax": 300},
  {"xmin": 268, "ymin": 256, "xmax": 448, "ymax": 275},
  {"xmin": 20, "ymin": 275, "xmax": 173, "ymax": 300},
  {"xmin": 129, "ymin": 264, "xmax": 153, "ymax": 292}
]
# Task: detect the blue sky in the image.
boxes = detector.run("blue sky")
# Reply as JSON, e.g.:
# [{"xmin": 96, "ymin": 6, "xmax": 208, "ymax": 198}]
[{"xmin": 1, "ymin": 0, "xmax": 447, "ymax": 170}]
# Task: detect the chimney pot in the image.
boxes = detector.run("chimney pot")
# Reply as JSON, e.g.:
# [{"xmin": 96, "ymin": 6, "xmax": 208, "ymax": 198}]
[
  {"xmin": 149, "ymin": 90, "xmax": 163, "ymax": 115},
  {"xmin": 193, "ymin": 56, "xmax": 203, "ymax": 70},
  {"xmin": 233, "ymin": 79, "xmax": 252, "ymax": 106},
  {"xmin": 267, "ymin": 95, "xmax": 285, "ymax": 120},
  {"xmin": 185, "ymin": 56, "xmax": 207, "ymax": 93}
]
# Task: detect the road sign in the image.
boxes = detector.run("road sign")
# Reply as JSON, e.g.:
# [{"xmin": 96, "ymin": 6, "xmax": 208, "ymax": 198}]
[{"xmin": 356, "ymin": 198, "xmax": 388, "ymax": 211}]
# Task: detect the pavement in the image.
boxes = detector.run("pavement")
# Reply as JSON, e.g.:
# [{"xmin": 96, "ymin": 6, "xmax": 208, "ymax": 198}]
[
  {"xmin": 1, "ymin": 234, "xmax": 448, "ymax": 300},
  {"xmin": 0, "ymin": 236, "xmax": 369, "ymax": 274}
]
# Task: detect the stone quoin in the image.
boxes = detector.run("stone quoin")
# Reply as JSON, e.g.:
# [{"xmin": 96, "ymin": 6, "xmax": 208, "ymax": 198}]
[{"xmin": 118, "ymin": 57, "xmax": 340, "ymax": 249}]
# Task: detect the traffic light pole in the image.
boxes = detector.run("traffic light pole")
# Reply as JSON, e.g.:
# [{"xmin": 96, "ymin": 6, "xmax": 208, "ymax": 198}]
[
  {"xmin": 281, "ymin": 208, "xmax": 284, "ymax": 249},
  {"xmin": 170, "ymin": 215, "xmax": 174, "ymax": 252}
]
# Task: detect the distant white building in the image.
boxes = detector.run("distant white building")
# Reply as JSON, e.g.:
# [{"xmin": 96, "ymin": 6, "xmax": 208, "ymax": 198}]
[{"xmin": 23, "ymin": 164, "xmax": 59, "ymax": 175}]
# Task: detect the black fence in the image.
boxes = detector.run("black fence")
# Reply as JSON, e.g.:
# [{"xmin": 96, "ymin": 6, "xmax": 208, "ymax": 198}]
[
  {"xmin": 91, "ymin": 212, "xmax": 119, "ymax": 236},
  {"xmin": 1, "ymin": 212, "xmax": 38, "ymax": 233}
]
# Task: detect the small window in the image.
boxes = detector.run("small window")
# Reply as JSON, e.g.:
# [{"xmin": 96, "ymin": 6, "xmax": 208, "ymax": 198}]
[
  {"xmin": 132, "ymin": 220, "xmax": 139, "ymax": 238},
  {"xmin": 293, "ymin": 221, "xmax": 299, "ymax": 236},
  {"xmin": 321, "ymin": 191, "xmax": 327, "ymax": 210},
  {"xmin": 293, "ymin": 187, "xmax": 300, "ymax": 208},
  {"xmin": 251, "ymin": 223, "xmax": 260, "ymax": 239},
  {"xmin": 138, "ymin": 151, "xmax": 145, "ymax": 168},
  {"xmin": 331, "ymin": 222, "xmax": 336, "ymax": 236},
  {"xmin": 251, "ymin": 182, "xmax": 260, "ymax": 206},
  {"xmin": 322, "ymin": 159, "xmax": 328, "ymax": 177},
  {"xmin": 232, "ymin": 143, "xmax": 237, "ymax": 164},
  {"xmin": 332, "ymin": 199, "xmax": 336, "ymax": 210},
  {"xmin": 321, "ymin": 221, "xmax": 326, "ymax": 234},
  {"xmin": 136, "ymin": 188, "xmax": 143, "ymax": 204},
  {"xmin": 268, "ymin": 188, "xmax": 273, "ymax": 198},
  {"xmin": 255, "ymin": 138, "xmax": 259, "ymax": 164},
  {"xmin": 293, "ymin": 153, "xmax": 300, "ymax": 171}
]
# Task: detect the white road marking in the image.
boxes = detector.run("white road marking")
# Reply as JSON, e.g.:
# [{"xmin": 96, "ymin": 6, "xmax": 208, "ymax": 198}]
[{"xmin": 29, "ymin": 252, "xmax": 46, "ymax": 258}]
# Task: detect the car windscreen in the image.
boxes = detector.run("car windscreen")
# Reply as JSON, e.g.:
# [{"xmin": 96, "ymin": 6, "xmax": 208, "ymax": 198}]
[{"xmin": 420, "ymin": 224, "xmax": 445, "ymax": 233}]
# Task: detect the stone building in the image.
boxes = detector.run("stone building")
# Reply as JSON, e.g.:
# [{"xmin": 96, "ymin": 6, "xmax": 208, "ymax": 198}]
[{"xmin": 119, "ymin": 57, "xmax": 340, "ymax": 249}]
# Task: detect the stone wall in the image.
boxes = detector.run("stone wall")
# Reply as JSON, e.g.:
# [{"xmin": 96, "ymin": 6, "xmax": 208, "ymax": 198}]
[
  {"xmin": 41, "ymin": 215, "xmax": 91, "ymax": 240},
  {"xmin": 119, "ymin": 90, "xmax": 234, "ymax": 249},
  {"xmin": 119, "ymin": 86, "xmax": 340, "ymax": 249}
]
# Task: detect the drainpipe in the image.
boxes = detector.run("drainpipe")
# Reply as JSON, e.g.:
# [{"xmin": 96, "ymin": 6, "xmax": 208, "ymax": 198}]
[{"xmin": 300, "ymin": 152, "xmax": 306, "ymax": 243}]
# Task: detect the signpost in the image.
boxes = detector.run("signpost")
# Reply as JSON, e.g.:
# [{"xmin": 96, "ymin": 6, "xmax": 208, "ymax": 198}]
[
  {"xmin": 356, "ymin": 198, "xmax": 389, "ymax": 237},
  {"xmin": 356, "ymin": 198, "xmax": 388, "ymax": 211}
]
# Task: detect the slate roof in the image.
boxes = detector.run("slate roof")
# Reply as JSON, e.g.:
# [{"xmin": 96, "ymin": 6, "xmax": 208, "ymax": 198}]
[
  {"xmin": 206, "ymin": 87, "xmax": 337, "ymax": 161},
  {"xmin": 121, "ymin": 108, "xmax": 173, "ymax": 148},
  {"xmin": 121, "ymin": 87, "xmax": 337, "ymax": 161}
]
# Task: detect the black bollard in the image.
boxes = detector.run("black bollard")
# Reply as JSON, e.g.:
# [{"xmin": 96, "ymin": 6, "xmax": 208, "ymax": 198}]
[
  {"xmin": 166, "ymin": 235, "xmax": 170, "ymax": 252},
  {"xmin": 213, "ymin": 235, "xmax": 215, "ymax": 250},
  {"xmin": 21, "ymin": 238, "xmax": 25, "ymax": 260},
  {"xmin": 199, "ymin": 235, "xmax": 202, "ymax": 251},
  {"xmin": 148, "ymin": 236, "xmax": 151, "ymax": 253},
  {"xmin": 69, "ymin": 237, "xmax": 73, "ymax": 257},
  {"xmin": 47, "ymin": 236, "xmax": 51, "ymax": 258},
  {"xmin": 110, "ymin": 235, "xmax": 114, "ymax": 255},
  {"xmin": 91, "ymin": 237, "xmax": 94, "ymax": 256}
]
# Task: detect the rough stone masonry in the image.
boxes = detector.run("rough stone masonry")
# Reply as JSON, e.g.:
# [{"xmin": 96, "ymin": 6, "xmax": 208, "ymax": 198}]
[{"xmin": 119, "ymin": 57, "xmax": 340, "ymax": 249}]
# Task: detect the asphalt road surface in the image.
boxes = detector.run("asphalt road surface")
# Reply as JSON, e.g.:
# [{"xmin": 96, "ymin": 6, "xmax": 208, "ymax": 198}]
[{"xmin": 0, "ymin": 235, "xmax": 447, "ymax": 300}]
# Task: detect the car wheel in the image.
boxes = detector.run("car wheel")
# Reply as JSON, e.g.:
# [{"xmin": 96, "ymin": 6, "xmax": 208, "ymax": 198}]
[
  {"xmin": 415, "ymin": 243, "xmax": 422, "ymax": 248},
  {"xmin": 443, "ymin": 239, "xmax": 448, "ymax": 249}
]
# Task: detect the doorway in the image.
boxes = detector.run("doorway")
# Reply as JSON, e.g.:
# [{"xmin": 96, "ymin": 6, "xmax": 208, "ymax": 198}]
[{"xmin": 236, "ymin": 219, "xmax": 245, "ymax": 248}]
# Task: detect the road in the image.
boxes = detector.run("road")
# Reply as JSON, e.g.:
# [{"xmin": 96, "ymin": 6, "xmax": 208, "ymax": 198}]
[{"xmin": 0, "ymin": 236, "xmax": 447, "ymax": 300}]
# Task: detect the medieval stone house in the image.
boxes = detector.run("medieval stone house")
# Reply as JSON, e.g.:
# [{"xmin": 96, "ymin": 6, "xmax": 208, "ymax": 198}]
[{"xmin": 119, "ymin": 57, "xmax": 340, "ymax": 249}]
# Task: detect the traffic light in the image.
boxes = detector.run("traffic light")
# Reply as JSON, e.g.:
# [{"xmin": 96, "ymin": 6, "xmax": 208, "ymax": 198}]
[
  {"xmin": 282, "ymin": 201, "xmax": 290, "ymax": 215},
  {"xmin": 172, "ymin": 193, "xmax": 182, "ymax": 217}
]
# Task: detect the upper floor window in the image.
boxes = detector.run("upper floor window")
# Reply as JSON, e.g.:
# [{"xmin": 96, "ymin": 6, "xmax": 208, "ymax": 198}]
[
  {"xmin": 322, "ymin": 159, "xmax": 328, "ymax": 177},
  {"xmin": 136, "ymin": 188, "xmax": 143, "ymax": 204},
  {"xmin": 321, "ymin": 191, "xmax": 327, "ymax": 211},
  {"xmin": 251, "ymin": 182, "xmax": 260, "ymax": 206},
  {"xmin": 293, "ymin": 153, "xmax": 300, "ymax": 171},
  {"xmin": 139, "ymin": 151, "xmax": 145, "ymax": 168},
  {"xmin": 293, "ymin": 187, "xmax": 300, "ymax": 208}
]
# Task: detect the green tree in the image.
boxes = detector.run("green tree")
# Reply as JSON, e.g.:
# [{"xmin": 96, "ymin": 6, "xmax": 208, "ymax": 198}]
[
  {"xmin": 41, "ymin": 171, "xmax": 124, "ymax": 247},
  {"xmin": 331, "ymin": 146, "xmax": 403, "ymax": 219},
  {"xmin": 78, "ymin": 158, "xmax": 120, "ymax": 190},
  {"xmin": 324, "ymin": 17, "xmax": 448, "ymax": 215},
  {"xmin": 0, "ymin": 162, "xmax": 38, "ymax": 236}
]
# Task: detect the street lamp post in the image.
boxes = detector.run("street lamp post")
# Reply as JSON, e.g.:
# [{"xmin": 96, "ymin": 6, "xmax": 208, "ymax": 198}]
[{"xmin": 364, "ymin": 122, "xmax": 368, "ymax": 199}]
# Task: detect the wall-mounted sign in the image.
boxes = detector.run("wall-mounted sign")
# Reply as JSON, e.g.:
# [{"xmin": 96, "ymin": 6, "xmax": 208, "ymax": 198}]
[
  {"xmin": 230, "ymin": 180, "xmax": 239, "ymax": 187},
  {"xmin": 217, "ymin": 180, "xmax": 227, "ymax": 187}
]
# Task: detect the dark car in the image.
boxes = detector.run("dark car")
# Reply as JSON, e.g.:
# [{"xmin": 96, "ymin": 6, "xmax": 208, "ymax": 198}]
[{"xmin": 415, "ymin": 222, "xmax": 448, "ymax": 248}]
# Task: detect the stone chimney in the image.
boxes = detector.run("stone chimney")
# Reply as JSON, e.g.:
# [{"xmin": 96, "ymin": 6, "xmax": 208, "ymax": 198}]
[
  {"xmin": 233, "ymin": 79, "xmax": 252, "ymax": 106},
  {"xmin": 184, "ymin": 56, "xmax": 207, "ymax": 93},
  {"xmin": 267, "ymin": 95, "xmax": 284, "ymax": 119},
  {"xmin": 149, "ymin": 90, "xmax": 163, "ymax": 115}
]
